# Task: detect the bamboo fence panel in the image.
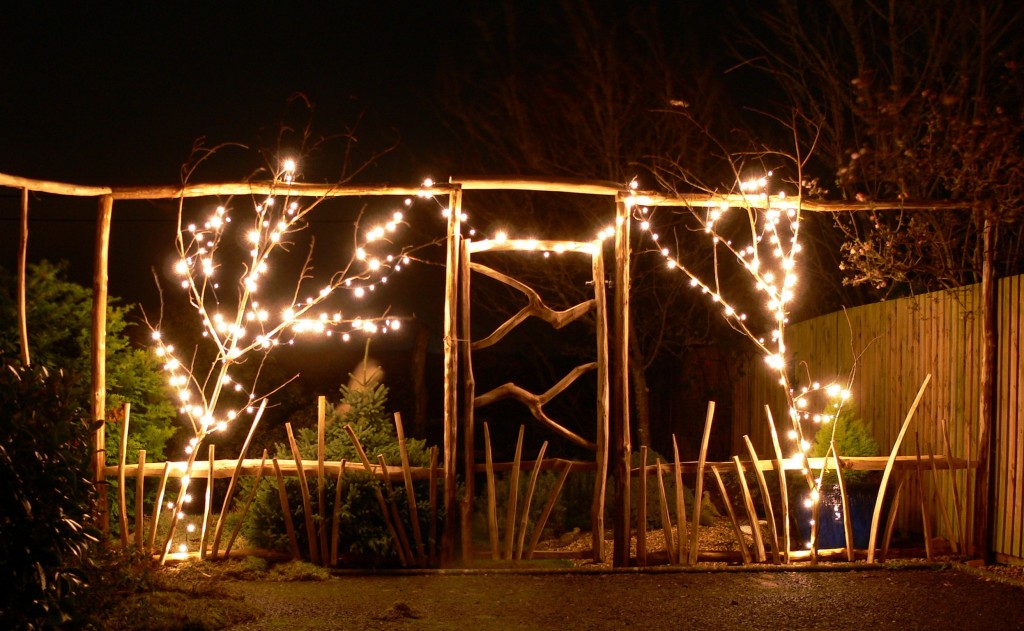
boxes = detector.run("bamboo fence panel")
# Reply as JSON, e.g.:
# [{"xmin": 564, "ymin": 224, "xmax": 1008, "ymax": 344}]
[{"xmin": 733, "ymin": 275, "xmax": 1024, "ymax": 561}]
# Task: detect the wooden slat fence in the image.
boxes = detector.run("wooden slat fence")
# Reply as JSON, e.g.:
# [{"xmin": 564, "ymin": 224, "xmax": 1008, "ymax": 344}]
[{"xmin": 733, "ymin": 275, "xmax": 1023, "ymax": 562}]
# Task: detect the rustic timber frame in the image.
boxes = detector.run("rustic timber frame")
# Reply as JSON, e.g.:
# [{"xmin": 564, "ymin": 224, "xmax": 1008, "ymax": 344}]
[{"xmin": 1, "ymin": 171, "xmax": 995, "ymax": 566}]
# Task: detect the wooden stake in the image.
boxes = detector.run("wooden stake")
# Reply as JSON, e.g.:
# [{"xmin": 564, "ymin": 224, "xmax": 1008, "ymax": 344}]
[
  {"xmin": 200, "ymin": 444, "xmax": 214, "ymax": 559},
  {"xmin": 655, "ymin": 458, "xmax": 676, "ymax": 564},
  {"xmin": 395, "ymin": 413, "xmax": 426, "ymax": 566},
  {"xmin": 134, "ymin": 450, "xmax": 146, "ymax": 549},
  {"xmin": 343, "ymin": 425, "xmax": 407, "ymax": 566},
  {"xmin": 516, "ymin": 441, "xmax": 549, "ymax": 560},
  {"xmin": 441, "ymin": 184, "xmax": 462, "ymax": 565},
  {"xmin": 881, "ymin": 475, "xmax": 906, "ymax": 562},
  {"xmin": 591, "ymin": 246, "xmax": 610, "ymax": 563},
  {"xmin": 286, "ymin": 423, "xmax": 319, "ymax": 565},
  {"xmin": 211, "ymin": 399, "xmax": 266, "ymax": 559},
  {"xmin": 743, "ymin": 436, "xmax": 780, "ymax": 564},
  {"xmin": 460, "ymin": 238, "xmax": 475, "ymax": 564},
  {"xmin": 765, "ymin": 406, "xmax": 790, "ymax": 563},
  {"xmin": 713, "ymin": 465, "xmax": 751, "ymax": 565},
  {"xmin": 526, "ymin": 462, "xmax": 573, "ymax": 560},
  {"xmin": 733, "ymin": 456, "xmax": 765, "ymax": 562},
  {"xmin": 689, "ymin": 402, "xmax": 715, "ymax": 565},
  {"xmin": 117, "ymin": 403, "xmax": 131, "ymax": 547},
  {"xmin": 637, "ymin": 446, "xmax": 648, "ymax": 566},
  {"xmin": 148, "ymin": 462, "xmax": 171, "ymax": 555},
  {"xmin": 317, "ymin": 397, "xmax": 329, "ymax": 565},
  {"xmin": 91, "ymin": 194, "xmax": 113, "ymax": 532},
  {"xmin": 914, "ymin": 434, "xmax": 934, "ymax": 560},
  {"xmin": 17, "ymin": 188, "xmax": 29, "ymax": 366},
  {"xmin": 428, "ymin": 446, "xmax": 439, "ymax": 567},
  {"xmin": 611, "ymin": 194, "xmax": 632, "ymax": 568},
  {"xmin": 378, "ymin": 454, "xmax": 416, "ymax": 565},
  {"xmin": 832, "ymin": 441, "xmax": 854, "ymax": 562},
  {"xmin": 330, "ymin": 458, "xmax": 346, "ymax": 566},
  {"xmin": 484, "ymin": 422, "xmax": 500, "ymax": 560},
  {"xmin": 868, "ymin": 373, "xmax": 931, "ymax": 563},
  {"xmin": 927, "ymin": 441, "xmax": 960, "ymax": 554},
  {"xmin": 504, "ymin": 425, "xmax": 525, "ymax": 561},
  {"xmin": 672, "ymin": 436, "xmax": 689, "ymax": 566},
  {"xmin": 272, "ymin": 457, "xmax": 301, "ymax": 560},
  {"xmin": 941, "ymin": 418, "xmax": 968, "ymax": 555},
  {"xmin": 224, "ymin": 450, "xmax": 268, "ymax": 558}
]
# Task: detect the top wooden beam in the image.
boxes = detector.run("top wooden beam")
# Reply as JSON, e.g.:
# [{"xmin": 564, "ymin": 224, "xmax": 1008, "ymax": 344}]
[{"xmin": 1, "ymin": 170, "xmax": 975, "ymax": 212}]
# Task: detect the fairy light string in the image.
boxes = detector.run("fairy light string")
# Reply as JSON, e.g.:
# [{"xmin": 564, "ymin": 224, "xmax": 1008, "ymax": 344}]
[
  {"xmin": 149, "ymin": 160, "xmax": 432, "ymax": 558},
  {"xmin": 632, "ymin": 175, "xmax": 852, "ymax": 548}
]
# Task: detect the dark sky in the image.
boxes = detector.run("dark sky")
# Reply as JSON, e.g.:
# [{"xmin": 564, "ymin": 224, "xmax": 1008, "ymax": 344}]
[
  {"xmin": 0, "ymin": 2, "xmax": 741, "ymax": 315},
  {"xmin": 0, "ymin": 2, "xmax": 460, "ymax": 186},
  {"xmin": 0, "ymin": 3, "xmax": 479, "ymax": 314}
]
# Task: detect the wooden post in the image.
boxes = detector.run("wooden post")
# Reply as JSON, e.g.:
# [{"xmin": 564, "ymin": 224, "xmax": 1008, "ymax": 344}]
[
  {"xmin": 689, "ymin": 402, "xmax": 715, "ymax": 565},
  {"xmin": 611, "ymin": 194, "xmax": 632, "ymax": 567},
  {"xmin": 974, "ymin": 214, "xmax": 997, "ymax": 561},
  {"xmin": 18, "ymin": 188, "xmax": 29, "ymax": 366},
  {"xmin": 459, "ymin": 238, "xmax": 475, "ymax": 563},
  {"xmin": 441, "ymin": 183, "xmax": 462, "ymax": 565},
  {"xmin": 591, "ymin": 246, "xmax": 610, "ymax": 563},
  {"xmin": 117, "ymin": 403, "xmax": 131, "ymax": 547},
  {"xmin": 92, "ymin": 194, "xmax": 113, "ymax": 531}
]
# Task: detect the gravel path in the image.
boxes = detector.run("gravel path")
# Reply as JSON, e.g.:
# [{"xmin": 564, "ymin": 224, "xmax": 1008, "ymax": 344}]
[{"xmin": 221, "ymin": 565, "xmax": 1024, "ymax": 630}]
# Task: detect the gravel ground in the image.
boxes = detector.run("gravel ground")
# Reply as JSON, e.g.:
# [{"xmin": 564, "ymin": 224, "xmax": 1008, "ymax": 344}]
[{"xmin": 221, "ymin": 564, "xmax": 1024, "ymax": 630}]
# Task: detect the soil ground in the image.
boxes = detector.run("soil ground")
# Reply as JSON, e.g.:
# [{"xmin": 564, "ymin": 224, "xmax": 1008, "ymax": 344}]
[{"xmin": 219, "ymin": 564, "xmax": 1024, "ymax": 630}]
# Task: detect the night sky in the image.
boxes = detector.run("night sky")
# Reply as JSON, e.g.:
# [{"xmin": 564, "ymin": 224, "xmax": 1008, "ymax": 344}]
[{"xmin": 0, "ymin": 2, "xmax": 740, "ymax": 403}]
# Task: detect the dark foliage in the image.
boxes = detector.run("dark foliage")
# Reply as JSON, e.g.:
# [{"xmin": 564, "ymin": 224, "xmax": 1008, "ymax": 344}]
[{"xmin": 0, "ymin": 363, "xmax": 99, "ymax": 629}]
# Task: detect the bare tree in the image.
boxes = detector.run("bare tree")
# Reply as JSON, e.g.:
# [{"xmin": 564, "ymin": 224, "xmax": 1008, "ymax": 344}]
[{"xmin": 743, "ymin": 0, "xmax": 1024, "ymax": 295}]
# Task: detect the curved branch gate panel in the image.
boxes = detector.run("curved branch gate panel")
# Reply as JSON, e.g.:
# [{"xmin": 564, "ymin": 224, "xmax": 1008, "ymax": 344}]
[{"xmin": 451, "ymin": 228, "xmax": 611, "ymax": 562}]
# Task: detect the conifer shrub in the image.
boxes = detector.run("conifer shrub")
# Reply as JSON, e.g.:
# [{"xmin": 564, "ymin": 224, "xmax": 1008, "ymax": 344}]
[{"xmin": 241, "ymin": 383, "xmax": 435, "ymax": 565}]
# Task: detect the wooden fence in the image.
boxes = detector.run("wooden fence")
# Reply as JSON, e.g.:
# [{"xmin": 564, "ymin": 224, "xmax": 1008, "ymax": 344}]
[{"xmin": 733, "ymin": 274, "xmax": 1024, "ymax": 563}]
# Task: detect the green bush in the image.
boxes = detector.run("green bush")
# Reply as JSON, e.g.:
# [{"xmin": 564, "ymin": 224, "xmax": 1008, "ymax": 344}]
[
  {"xmin": 811, "ymin": 404, "xmax": 880, "ymax": 485},
  {"xmin": 242, "ymin": 383, "xmax": 436, "ymax": 565},
  {"xmin": 0, "ymin": 363, "xmax": 100, "ymax": 629}
]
